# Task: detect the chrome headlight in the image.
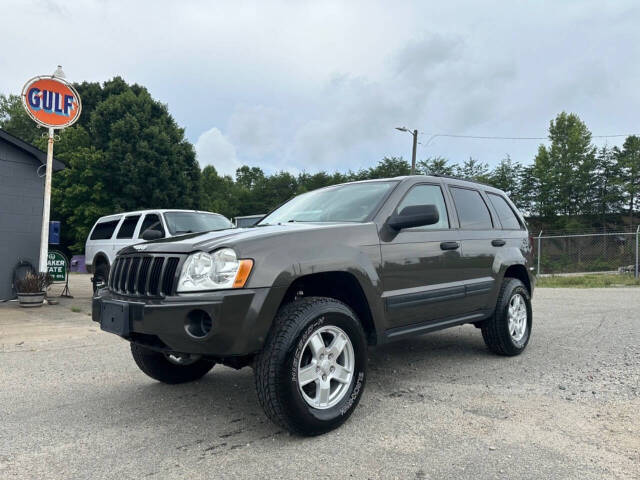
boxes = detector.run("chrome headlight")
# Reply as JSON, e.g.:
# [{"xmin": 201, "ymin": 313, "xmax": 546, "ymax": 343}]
[{"xmin": 177, "ymin": 248, "xmax": 252, "ymax": 292}]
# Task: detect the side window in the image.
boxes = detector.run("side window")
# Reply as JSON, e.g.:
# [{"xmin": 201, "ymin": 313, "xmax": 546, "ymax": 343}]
[
  {"xmin": 450, "ymin": 187, "xmax": 493, "ymax": 230},
  {"xmin": 116, "ymin": 215, "xmax": 141, "ymax": 239},
  {"xmin": 138, "ymin": 214, "xmax": 165, "ymax": 238},
  {"xmin": 487, "ymin": 193, "xmax": 522, "ymax": 230},
  {"xmin": 396, "ymin": 184, "xmax": 449, "ymax": 229},
  {"xmin": 89, "ymin": 219, "xmax": 120, "ymax": 240}
]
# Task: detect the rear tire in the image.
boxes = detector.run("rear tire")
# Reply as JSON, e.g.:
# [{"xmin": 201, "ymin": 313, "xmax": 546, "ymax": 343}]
[
  {"xmin": 481, "ymin": 278, "xmax": 532, "ymax": 356},
  {"xmin": 130, "ymin": 344, "xmax": 215, "ymax": 384},
  {"xmin": 255, "ymin": 297, "xmax": 367, "ymax": 436}
]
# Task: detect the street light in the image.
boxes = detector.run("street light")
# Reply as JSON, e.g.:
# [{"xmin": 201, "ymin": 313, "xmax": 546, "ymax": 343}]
[{"xmin": 395, "ymin": 127, "xmax": 418, "ymax": 174}]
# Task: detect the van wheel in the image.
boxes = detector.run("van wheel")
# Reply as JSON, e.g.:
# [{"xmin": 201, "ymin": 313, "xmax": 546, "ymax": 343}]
[
  {"xmin": 130, "ymin": 344, "xmax": 215, "ymax": 384},
  {"xmin": 93, "ymin": 262, "xmax": 109, "ymax": 293},
  {"xmin": 254, "ymin": 297, "xmax": 367, "ymax": 436},
  {"xmin": 481, "ymin": 278, "xmax": 532, "ymax": 356}
]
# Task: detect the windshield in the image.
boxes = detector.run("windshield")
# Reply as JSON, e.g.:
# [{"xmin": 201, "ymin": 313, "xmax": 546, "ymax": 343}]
[
  {"xmin": 163, "ymin": 212, "xmax": 233, "ymax": 235},
  {"xmin": 258, "ymin": 181, "xmax": 396, "ymax": 225}
]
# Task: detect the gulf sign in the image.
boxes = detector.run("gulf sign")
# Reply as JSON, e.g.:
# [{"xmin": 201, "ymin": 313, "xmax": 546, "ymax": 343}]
[{"xmin": 21, "ymin": 76, "xmax": 82, "ymax": 128}]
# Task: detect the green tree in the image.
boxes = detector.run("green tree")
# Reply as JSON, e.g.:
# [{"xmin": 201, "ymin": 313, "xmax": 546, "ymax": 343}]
[
  {"xmin": 0, "ymin": 94, "xmax": 41, "ymax": 143},
  {"xmin": 200, "ymin": 165, "xmax": 240, "ymax": 218},
  {"xmin": 417, "ymin": 156, "xmax": 455, "ymax": 176},
  {"xmin": 591, "ymin": 146, "xmax": 623, "ymax": 221},
  {"xmin": 533, "ymin": 112, "xmax": 596, "ymax": 217},
  {"xmin": 48, "ymin": 77, "xmax": 201, "ymax": 252},
  {"xmin": 235, "ymin": 166, "xmax": 266, "ymax": 190},
  {"xmin": 254, "ymin": 171, "xmax": 298, "ymax": 212},
  {"xmin": 517, "ymin": 164, "xmax": 539, "ymax": 215},
  {"xmin": 455, "ymin": 157, "xmax": 490, "ymax": 183},
  {"xmin": 296, "ymin": 171, "xmax": 348, "ymax": 193},
  {"xmin": 615, "ymin": 135, "xmax": 640, "ymax": 221},
  {"xmin": 489, "ymin": 155, "xmax": 523, "ymax": 204},
  {"xmin": 367, "ymin": 157, "xmax": 410, "ymax": 178}
]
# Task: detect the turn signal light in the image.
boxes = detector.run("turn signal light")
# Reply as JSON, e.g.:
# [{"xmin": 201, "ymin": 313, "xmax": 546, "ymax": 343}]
[{"xmin": 233, "ymin": 259, "xmax": 254, "ymax": 288}]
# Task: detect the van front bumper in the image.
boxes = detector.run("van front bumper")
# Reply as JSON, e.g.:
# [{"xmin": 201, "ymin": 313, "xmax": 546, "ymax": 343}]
[{"xmin": 92, "ymin": 287, "xmax": 284, "ymax": 357}]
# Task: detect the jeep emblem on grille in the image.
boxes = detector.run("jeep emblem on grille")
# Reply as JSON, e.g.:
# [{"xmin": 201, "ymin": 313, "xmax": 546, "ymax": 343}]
[{"xmin": 133, "ymin": 244, "xmax": 147, "ymax": 250}]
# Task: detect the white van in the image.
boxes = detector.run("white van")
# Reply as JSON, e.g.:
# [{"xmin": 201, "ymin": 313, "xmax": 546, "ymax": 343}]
[{"xmin": 85, "ymin": 209, "xmax": 232, "ymax": 291}]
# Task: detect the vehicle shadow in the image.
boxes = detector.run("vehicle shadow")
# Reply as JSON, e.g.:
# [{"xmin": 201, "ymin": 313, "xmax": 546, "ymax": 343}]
[{"xmin": 76, "ymin": 325, "xmax": 498, "ymax": 451}]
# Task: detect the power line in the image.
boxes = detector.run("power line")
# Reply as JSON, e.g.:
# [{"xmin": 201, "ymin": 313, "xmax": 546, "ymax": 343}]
[{"xmin": 418, "ymin": 132, "xmax": 638, "ymax": 142}]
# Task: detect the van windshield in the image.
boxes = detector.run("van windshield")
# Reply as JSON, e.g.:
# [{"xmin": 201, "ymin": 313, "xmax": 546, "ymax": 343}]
[
  {"xmin": 163, "ymin": 212, "xmax": 233, "ymax": 235},
  {"xmin": 258, "ymin": 181, "xmax": 396, "ymax": 225}
]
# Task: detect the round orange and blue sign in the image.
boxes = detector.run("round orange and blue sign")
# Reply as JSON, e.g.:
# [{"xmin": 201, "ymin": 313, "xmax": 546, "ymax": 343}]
[{"xmin": 21, "ymin": 76, "xmax": 82, "ymax": 129}]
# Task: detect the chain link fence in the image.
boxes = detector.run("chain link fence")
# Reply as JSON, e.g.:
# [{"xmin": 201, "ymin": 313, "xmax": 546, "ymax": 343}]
[{"xmin": 534, "ymin": 228, "xmax": 640, "ymax": 276}]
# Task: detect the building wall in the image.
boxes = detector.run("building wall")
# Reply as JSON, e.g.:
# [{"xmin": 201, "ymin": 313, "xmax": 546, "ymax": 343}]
[{"xmin": 0, "ymin": 139, "xmax": 44, "ymax": 300}]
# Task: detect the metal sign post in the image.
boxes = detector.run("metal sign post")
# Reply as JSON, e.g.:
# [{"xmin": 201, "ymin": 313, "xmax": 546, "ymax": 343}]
[
  {"xmin": 39, "ymin": 127, "xmax": 55, "ymax": 272},
  {"xmin": 21, "ymin": 66, "xmax": 82, "ymax": 273},
  {"xmin": 537, "ymin": 230, "xmax": 543, "ymax": 275},
  {"xmin": 47, "ymin": 250, "xmax": 72, "ymax": 297},
  {"xmin": 635, "ymin": 225, "xmax": 640, "ymax": 278}
]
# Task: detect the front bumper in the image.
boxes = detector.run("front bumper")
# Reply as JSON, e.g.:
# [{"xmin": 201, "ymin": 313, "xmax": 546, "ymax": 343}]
[{"xmin": 92, "ymin": 287, "xmax": 284, "ymax": 356}]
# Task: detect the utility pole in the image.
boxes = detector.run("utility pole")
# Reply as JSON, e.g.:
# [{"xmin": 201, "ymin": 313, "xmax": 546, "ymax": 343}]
[{"xmin": 395, "ymin": 127, "xmax": 418, "ymax": 175}]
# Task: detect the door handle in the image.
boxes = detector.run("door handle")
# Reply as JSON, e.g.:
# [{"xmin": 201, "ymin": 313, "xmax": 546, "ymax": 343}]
[
  {"xmin": 492, "ymin": 239, "xmax": 506, "ymax": 247},
  {"xmin": 440, "ymin": 241, "xmax": 460, "ymax": 251}
]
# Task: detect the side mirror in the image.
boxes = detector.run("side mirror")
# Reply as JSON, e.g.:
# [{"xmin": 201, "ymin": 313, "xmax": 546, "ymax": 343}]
[
  {"xmin": 387, "ymin": 204, "xmax": 439, "ymax": 231},
  {"xmin": 141, "ymin": 228, "xmax": 163, "ymax": 241}
]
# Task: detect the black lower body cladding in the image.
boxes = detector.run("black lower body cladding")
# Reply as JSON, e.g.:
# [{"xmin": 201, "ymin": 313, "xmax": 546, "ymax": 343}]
[{"xmin": 92, "ymin": 286, "xmax": 287, "ymax": 356}]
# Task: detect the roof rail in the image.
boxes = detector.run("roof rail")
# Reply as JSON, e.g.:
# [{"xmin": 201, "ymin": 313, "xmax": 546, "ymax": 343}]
[{"xmin": 428, "ymin": 173, "xmax": 493, "ymax": 188}]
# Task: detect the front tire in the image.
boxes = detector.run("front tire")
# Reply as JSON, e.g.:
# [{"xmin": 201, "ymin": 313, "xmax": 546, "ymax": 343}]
[
  {"xmin": 481, "ymin": 278, "xmax": 532, "ymax": 356},
  {"xmin": 93, "ymin": 262, "xmax": 109, "ymax": 294},
  {"xmin": 130, "ymin": 344, "xmax": 215, "ymax": 384},
  {"xmin": 255, "ymin": 297, "xmax": 367, "ymax": 436}
]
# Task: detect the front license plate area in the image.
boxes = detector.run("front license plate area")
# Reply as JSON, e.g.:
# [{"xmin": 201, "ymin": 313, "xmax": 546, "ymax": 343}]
[{"xmin": 100, "ymin": 300, "xmax": 131, "ymax": 336}]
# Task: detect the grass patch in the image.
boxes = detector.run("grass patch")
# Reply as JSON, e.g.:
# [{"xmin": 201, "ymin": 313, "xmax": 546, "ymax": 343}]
[
  {"xmin": 537, "ymin": 273, "xmax": 640, "ymax": 288},
  {"xmin": 70, "ymin": 306, "xmax": 82, "ymax": 313}
]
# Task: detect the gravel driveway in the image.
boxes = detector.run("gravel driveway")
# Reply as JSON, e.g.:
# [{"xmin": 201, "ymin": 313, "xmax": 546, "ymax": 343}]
[{"xmin": 1, "ymin": 280, "xmax": 638, "ymax": 479}]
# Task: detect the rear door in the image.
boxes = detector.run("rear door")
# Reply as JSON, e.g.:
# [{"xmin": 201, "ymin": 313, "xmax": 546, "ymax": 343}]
[
  {"xmin": 447, "ymin": 186, "xmax": 498, "ymax": 313},
  {"xmin": 380, "ymin": 182, "xmax": 469, "ymax": 328}
]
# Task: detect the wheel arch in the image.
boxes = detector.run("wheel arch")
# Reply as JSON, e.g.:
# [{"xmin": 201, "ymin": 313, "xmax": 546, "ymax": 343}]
[
  {"xmin": 503, "ymin": 263, "xmax": 531, "ymax": 295},
  {"xmin": 276, "ymin": 271, "xmax": 380, "ymax": 345},
  {"xmin": 93, "ymin": 252, "xmax": 110, "ymax": 269}
]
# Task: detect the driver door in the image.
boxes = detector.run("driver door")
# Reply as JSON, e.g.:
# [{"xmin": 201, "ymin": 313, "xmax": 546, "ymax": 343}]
[{"xmin": 380, "ymin": 183, "xmax": 466, "ymax": 329}]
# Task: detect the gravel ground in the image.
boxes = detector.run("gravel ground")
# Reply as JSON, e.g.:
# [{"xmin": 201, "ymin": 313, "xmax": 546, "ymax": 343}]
[{"xmin": 0, "ymin": 278, "xmax": 638, "ymax": 479}]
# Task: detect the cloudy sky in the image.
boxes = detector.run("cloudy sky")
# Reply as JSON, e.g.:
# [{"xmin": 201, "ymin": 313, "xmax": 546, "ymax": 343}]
[{"xmin": 3, "ymin": 0, "xmax": 640, "ymax": 176}]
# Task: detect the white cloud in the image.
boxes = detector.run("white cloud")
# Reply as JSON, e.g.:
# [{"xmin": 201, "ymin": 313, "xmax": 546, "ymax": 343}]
[
  {"xmin": 227, "ymin": 105, "xmax": 283, "ymax": 158},
  {"xmin": 194, "ymin": 127, "xmax": 240, "ymax": 177},
  {"xmin": 3, "ymin": 0, "xmax": 640, "ymax": 173}
]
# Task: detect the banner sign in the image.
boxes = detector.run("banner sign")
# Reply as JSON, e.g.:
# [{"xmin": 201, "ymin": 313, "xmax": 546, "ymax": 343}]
[
  {"xmin": 21, "ymin": 76, "xmax": 82, "ymax": 128},
  {"xmin": 47, "ymin": 250, "xmax": 67, "ymax": 282}
]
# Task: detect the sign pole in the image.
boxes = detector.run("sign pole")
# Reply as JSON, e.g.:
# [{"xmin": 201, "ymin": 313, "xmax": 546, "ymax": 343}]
[{"xmin": 39, "ymin": 127, "xmax": 55, "ymax": 272}]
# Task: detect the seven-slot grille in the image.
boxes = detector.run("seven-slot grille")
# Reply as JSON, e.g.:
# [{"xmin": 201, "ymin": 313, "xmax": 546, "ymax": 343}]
[{"xmin": 108, "ymin": 254, "xmax": 181, "ymax": 296}]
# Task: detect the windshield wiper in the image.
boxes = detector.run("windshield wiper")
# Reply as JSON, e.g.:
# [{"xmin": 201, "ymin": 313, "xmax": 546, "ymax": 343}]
[{"xmin": 175, "ymin": 230, "xmax": 194, "ymax": 234}]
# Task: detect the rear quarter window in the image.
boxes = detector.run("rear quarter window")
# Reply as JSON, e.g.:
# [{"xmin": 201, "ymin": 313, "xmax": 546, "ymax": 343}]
[
  {"xmin": 487, "ymin": 193, "xmax": 522, "ymax": 230},
  {"xmin": 90, "ymin": 219, "xmax": 120, "ymax": 240},
  {"xmin": 450, "ymin": 187, "xmax": 493, "ymax": 230}
]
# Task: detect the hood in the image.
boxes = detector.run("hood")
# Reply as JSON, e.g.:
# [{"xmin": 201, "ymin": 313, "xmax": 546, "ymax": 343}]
[{"xmin": 119, "ymin": 222, "xmax": 358, "ymax": 255}]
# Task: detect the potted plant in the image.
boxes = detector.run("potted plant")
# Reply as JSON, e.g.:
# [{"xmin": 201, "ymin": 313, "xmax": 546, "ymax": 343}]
[{"xmin": 16, "ymin": 273, "xmax": 52, "ymax": 308}]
